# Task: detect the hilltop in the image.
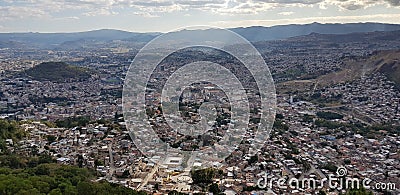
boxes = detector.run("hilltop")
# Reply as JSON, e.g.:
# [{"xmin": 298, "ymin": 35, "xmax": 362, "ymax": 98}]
[
  {"xmin": 316, "ymin": 50, "xmax": 400, "ymax": 87},
  {"xmin": 231, "ymin": 22, "xmax": 400, "ymax": 42},
  {"xmin": 373, "ymin": 50, "xmax": 400, "ymax": 86},
  {"xmin": 1, "ymin": 23, "xmax": 400, "ymax": 48},
  {"xmin": 24, "ymin": 62, "xmax": 92, "ymax": 82}
]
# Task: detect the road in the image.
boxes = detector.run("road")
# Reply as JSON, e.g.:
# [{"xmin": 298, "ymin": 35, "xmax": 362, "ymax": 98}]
[
  {"xmin": 184, "ymin": 151, "xmax": 197, "ymax": 175},
  {"xmin": 137, "ymin": 161, "xmax": 160, "ymax": 191},
  {"xmin": 107, "ymin": 143, "xmax": 115, "ymax": 180}
]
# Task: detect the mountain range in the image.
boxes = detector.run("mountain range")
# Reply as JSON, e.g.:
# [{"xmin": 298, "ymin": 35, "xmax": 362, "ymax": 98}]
[{"xmin": 1, "ymin": 22, "xmax": 400, "ymax": 49}]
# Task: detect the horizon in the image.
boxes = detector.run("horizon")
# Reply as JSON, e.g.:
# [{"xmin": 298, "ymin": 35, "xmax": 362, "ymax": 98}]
[
  {"xmin": 1, "ymin": 0, "xmax": 400, "ymax": 33},
  {"xmin": 1, "ymin": 21, "xmax": 400, "ymax": 34}
]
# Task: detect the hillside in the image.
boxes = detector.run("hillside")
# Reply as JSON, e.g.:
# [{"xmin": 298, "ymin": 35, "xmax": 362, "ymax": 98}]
[
  {"xmin": 0, "ymin": 29, "xmax": 159, "ymax": 48},
  {"xmin": 367, "ymin": 50, "xmax": 400, "ymax": 86},
  {"xmin": 0, "ymin": 161, "xmax": 144, "ymax": 195},
  {"xmin": 317, "ymin": 50, "xmax": 400, "ymax": 87},
  {"xmin": 24, "ymin": 62, "xmax": 92, "ymax": 82},
  {"xmin": 0, "ymin": 119, "xmax": 26, "ymax": 152},
  {"xmin": 230, "ymin": 22, "xmax": 400, "ymax": 42},
  {"xmin": 286, "ymin": 30, "xmax": 400, "ymax": 43},
  {"xmin": 1, "ymin": 23, "xmax": 400, "ymax": 48}
]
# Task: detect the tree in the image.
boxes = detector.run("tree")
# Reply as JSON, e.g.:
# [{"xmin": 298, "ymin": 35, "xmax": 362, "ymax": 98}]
[
  {"xmin": 209, "ymin": 183, "xmax": 221, "ymax": 194},
  {"xmin": 168, "ymin": 190, "xmax": 186, "ymax": 195},
  {"xmin": 248, "ymin": 155, "xmax": 258, "ymax": 165},
  {"xmin": 38, "ymin": 153, "xmax": 54, "ymax": 164},
  {"xmin": 0, "ymin": 162, "xmax": 144, "ymax": 195},
  {"xmin": 319, "ymin": 190, "xmax": 327, "ymax": 195},
  {"xmin": 35, "ymin": 164, "xmax": 50, "ymax": 175},
  {"xmin": 317, "ymin": 111, "xmax": 343, "ymax": 120},
  {"xmin": 191, "ymin": 168, "xmax": 216, "ymax": 184},
  {"xmin": 344, "ymin": 159, "xmax": 351, "ymax": 165},
  {"xmin": 49, "ymin": 188, "xmax": 62, "ymax": 195},
  {"xmin": 55, "ymin": 116, "xmax": 90, "ymax": 128},
  {"xmin": 344, "ymin": 187, "xmax": 373, "ymax": 195},
  {"xmin": 77, "ymin": 182, "xmax": 93, "ymax": 195},
  {"xmin": 47, "ymin": 135, "xmax": 57, "ymax": 143}
]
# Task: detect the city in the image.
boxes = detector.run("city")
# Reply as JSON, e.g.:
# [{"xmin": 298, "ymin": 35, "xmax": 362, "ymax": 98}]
[{"xmin": 0, "ymin": 1, "xmax": 400, "ymax": 194}]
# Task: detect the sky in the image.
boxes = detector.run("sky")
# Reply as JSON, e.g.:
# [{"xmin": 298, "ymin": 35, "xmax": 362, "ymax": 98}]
[{"xmin": 0, "ymin": 0, "xmax": 399, "ymax": 33}]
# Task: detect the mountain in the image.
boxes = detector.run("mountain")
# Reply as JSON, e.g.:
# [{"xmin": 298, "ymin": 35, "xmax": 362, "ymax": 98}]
[
  {"xmin": 317, "ymin": 49, "xmax": 400, "ymax": 88},
  {"xmin": 0, "ymin": 29, "xmax": 160, "ymax": 48},
  {"xmin": 24, "ymin": 62, "xmax": 93, "ymax": 82},
  {"xmin": 286, "ymin": 29, "xmax": 400, "ymax": 43},
  {"xmin": 229, "ymin": 22, "xmax": 400, "ymax": 42},
  {"xmin": 1, "ymin": 23, "xmax": 400, "ymax": 48},
  {"xmin": 365, "ymin": 50, "xmax": 400, "ymax": 87}
]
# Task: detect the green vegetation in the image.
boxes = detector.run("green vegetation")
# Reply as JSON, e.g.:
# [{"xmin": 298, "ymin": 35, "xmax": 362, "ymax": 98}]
[
  {"xmin": 100, "ymin": 88, "xmax": 122, "ymax": 98},
  {"xmin": 191, "ymin": 167, "xmax": 216, "ymax": 184},
  {"xmin": 24, "ymin": 62, "xmax": 92, "ymax": 82},
  {"xmin": 302, "ymin": 114, "xmax": 314, "ymax": 123},
  {"xmin": 28, "ymin": 96, "xmax": 70, "ymax": 105},
  {"xmin": 0, "ymin": 153, "xmax": 53, "ymax": 169},
  {"xmin": 209, "ymin": 183, "xmax": 221, "ymax": 194},
  {"xmin": 247, "ymin": 155, "xmax": 258, "ymax": 165},
  {"xmin": 242, "ymin": 185, "xmax": 262, "ymax": 192},
  {"xmin": 315, "ymin": 118, "xmax": 400, "ymax": 137},
  {"xmin": 317, "ymin": 111, "xmax": 344, "ymax": 120},
  {"xmin": 309, "ymin": 93, "xmax": 343, "ymax": 105},
  {"xmin": 344, "ymin": 159, "xmax": 351, "ymax": 165},
  {"xmin": 322, "ymin": 163, "xmax": 338, "ymax": 173},
  {"xmin": 0, "ymin": 119, "xmax": 143, "ymax": 195},
  {"xmin": 190, "ymin": 168, "xmax": 223, "ymax": 193},
  {"xmin": 0, "ymin": 119, "xmax": 26, "ymax": 152},
  {"xmin": 0, "ymin": 119, "xmax": 25, "ymax": 141},
  {"xmin": 55, "ymin": 116, "xmax": 90, "ymax": 128},
  {"xmin": 318, "ymin": 191, "xmax": 327, "ymax": 195},
  {"xmin": 0, "ymin": 163, "xmax": 145, "ymax": 195},
  {"xmin": 368, "ymin": 123, "xmax": 400, "ymax": 135},
  {"xmin": 275, "ymin": 113, "xmax": 284, "ymax": 119},
  {"xmin": 273, "ymin": 119, "xmax": 289, "ymax": 131},
  {"xmin": 315, "ymin": 119, "xmax": 343, "ymax": 129},
  {"xmin": 343, "ymin": 187, "xmax": 373, "ymax": 195},
  {"xmin": 168, "ymin": 190, "xmax": 187, "ymax": 195}
]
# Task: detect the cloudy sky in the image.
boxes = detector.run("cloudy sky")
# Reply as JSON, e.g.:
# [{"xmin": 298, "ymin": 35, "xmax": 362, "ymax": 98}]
[{"xmin": 0, "ymin": 0, "xmax": 399, "ymax": 32}]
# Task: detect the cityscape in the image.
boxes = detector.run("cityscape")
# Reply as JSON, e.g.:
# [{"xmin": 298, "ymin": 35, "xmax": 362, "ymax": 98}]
[{"xmin": 0, "ymin": 1, "xmax": 400, "ymax": 194}]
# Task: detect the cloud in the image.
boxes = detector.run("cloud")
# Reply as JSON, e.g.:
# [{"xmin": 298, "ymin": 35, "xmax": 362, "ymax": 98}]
[
  {"xmin": 52, "ymin": 16, "xmax": 80, "ymax": 21},
  {"xmin": 254, "ymin": 0, "xmax": 323, "ymax": 4},
  {"xmin": 133, "ymin": 12, "xmax": 159, "ymax": 18},
  {"xmin": 83, "ymin": 8, "xmax": 118, "ymax": 16},
  {"xmin": 0, "ymin": 6, "xmax": 49, "ymax": 21},
  {"xmin": 1, "ymin": 0, "xmax": 399, "ymax": 21},
  {"xmin": 278, "ymin": 11, "xmax": 294, "ymax": 15},
  {"xmin": 211, "ymin": 13, "xmax": 400, "ymax": 28},
  {"xmin": 323, "ymin": 0, "xmax": 398, "ymax": 10},
  {"xmin": 385, "ymin": 0, "xmax": 400, "ymax": 6},
  {"xmin": 166, "ymin": 0, "xmax": 399, "ymax": 13}
]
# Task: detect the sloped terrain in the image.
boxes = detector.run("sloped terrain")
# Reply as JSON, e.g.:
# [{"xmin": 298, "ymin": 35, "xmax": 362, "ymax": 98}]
[
  {"xmin": 24, "ymin": 62, "xmax": 92, "ymax": 82},
  {"xmin": 317, "ymin": 50, "xmax": 400, "ymax": 87}
]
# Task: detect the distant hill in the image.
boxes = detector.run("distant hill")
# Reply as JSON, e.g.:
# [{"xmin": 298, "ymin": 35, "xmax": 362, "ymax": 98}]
[
  {"xmin": 286, "ymin": 29, "xmax": 400, "ymax": 43},
  {"xmin": 0, "ymin": 29, "xmax": 160, "ymax": 48},
  {"xmin": 317, "ymin": 50, "xmax": 400, "ymax": 88},
  {"xmin": 366, "ymin": 50, "xmax": 400, "ymax": 87},
  {"xmin": 24, "ymin": 62, "xmax": 92, "ymax": 82},
  {"xmin": 230, "ymin": 22, "xmax": 400, "ymax": 42},
  {"xmin": 1, "ymin": 23, "xmax": 400, "ymax": 48}
]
